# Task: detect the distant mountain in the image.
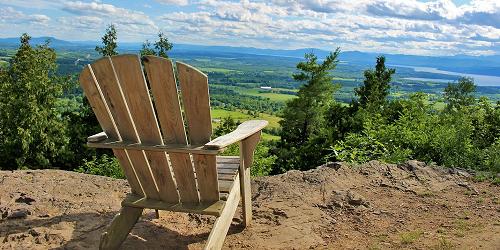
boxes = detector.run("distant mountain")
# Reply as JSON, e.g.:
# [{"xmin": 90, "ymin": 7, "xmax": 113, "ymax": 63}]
[{"xmin": 1, "ymin": 36, "xmax": 499, "ymax": 76}]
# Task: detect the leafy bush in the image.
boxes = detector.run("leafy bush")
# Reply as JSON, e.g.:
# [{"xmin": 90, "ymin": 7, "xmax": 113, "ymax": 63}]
[
  {"xmin": 76, "ymin": 154, "xmax": 124, "ymax": 179},
  {"xmin": 329, "ymin": 93, "xmax": 499, "ymax": 173}
]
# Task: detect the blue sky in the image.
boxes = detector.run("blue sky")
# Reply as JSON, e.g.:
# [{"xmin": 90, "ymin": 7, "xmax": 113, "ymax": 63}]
[{"xmin": 0, "ymin": 0, "xmax": 499, "ymax": 56}]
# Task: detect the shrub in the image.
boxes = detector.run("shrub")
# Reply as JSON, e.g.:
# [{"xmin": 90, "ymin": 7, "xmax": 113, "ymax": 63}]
[{"xmin": 76, "ymin": 154, "xmax": 124, "ymax": 179}]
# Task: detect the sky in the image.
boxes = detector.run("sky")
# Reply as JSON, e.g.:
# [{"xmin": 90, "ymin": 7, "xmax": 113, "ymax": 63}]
[{"xmin": 0, "ymin": 0, "xmax": 499, "ymax": 56}]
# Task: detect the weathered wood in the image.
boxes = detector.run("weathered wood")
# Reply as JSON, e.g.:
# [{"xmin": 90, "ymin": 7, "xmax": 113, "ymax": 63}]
[
  {"xmin": 143, "ymin": 56, "xmax": 186, "ymax": 145},
  {"xmin": 204, "ymin": 120, "xmax": 268, "ymax": 150},
  {"xmin": 177, "ymin": 61, "xmax": 219, "ymax": 203},
  {"xmin": 111, "ymin": 55, "xmax": 180, "ymax": 203},
  {"xmin": 218, "ymin": 180, "xmax": 234, "ymax": 193},
  {"xmin": 79, "ymin": 65, "xmax": 143, "ymax": 196},
  {"xmin": 87, "ymin": 131, "xmax": 108, "ymax": 142},
  {"xmin": 87, "ymin": 139, "xmax": 220, "ymax": 154},
  {"xmin": 218, "ymin": 173, "xmax": 236, "ymax": 181},
  {"xmin": 80, "ymin": 57, "xmax": 266, "ymax": 250},
  {"xmin": 216, "ymin": 156, "xmax": 240, "ymax": 164},
  {"xmin": 99, "ymin": 206, "xmax": 143, "ymax": 250},
  {"xmin": 122, "ymin": 194, "xmax": 225, "ymax": 216},
  {"xmin": 144, "ymin": 56, "xmax": 199, "ymax": 203},
  {"xmin": 90, "ymin": 56, "xmax": 161, "ymax": 200},
  {"xmin": 205, "ymin": 174, "xmax": 240, "ymax": 250},
  {"xmin": 194, "ymin": 154, "xmax": 220, "ymax": 202},
  {"xmin": 239, "ymin": 131, "xmax": 261, "ymax": 227},
  {"xmin": 176, "ymin": 62, "xmax": 212, "ymax": 145},
  {"xmin": 218, "ymin": 168, "xmax": 238, "ymax": 175},
  {"xmin": 113, "ymin": 149, "xmax": 143, "ymax": 197}
]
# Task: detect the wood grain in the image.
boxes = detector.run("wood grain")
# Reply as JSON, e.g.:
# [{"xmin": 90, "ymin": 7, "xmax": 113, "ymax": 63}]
[
  {"xmin": 144, "ymin": 56, "xmax": 199, "ymax": 203},
  {"xmin": 110, "ymin": 55, "xmax": 179, "ymax": 203},
  {"xmin": 239, "ymin": 131, "xmax": 261, "ymax": 227},
  {"xmin": 79, "ymin": 65, "xmax": 143, "ymax": 196},
  {"xmin": 204, "ymin": 120, "xmax": 268, "ymax": 150},
  {"xmin": 177, "ymin": 61, "xmax": 219, "ymax": 203}
]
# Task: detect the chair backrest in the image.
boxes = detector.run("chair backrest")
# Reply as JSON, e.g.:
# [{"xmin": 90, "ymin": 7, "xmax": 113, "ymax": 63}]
[{"xmin": 79, "ymin": 54, "xmax": 219, "ymax": 204}]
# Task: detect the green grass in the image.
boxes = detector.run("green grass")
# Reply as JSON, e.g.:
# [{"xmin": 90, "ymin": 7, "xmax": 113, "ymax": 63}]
[
  {"xmin": 211, "ymin": 84, "xmax": 297, "ymax": 102},
  {"xmin": 200, "ymin": 67, "xmax": 239, "ymax": 73},
  {"xmin": 211, "ymin": 108, "xmax": 281, "ymax": 129},
  {"xmin": 211, "ymin": 108, "xmax": 281, "ymax": 141},
  {"xmin": 400, "ymin": 230, "xmax": 424, "ymax": 244}
]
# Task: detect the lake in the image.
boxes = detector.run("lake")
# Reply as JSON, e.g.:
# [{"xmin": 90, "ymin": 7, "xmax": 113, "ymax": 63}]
[{"xmin": 395, "ymin": 65, "xmax": 500, "ymax": 87}]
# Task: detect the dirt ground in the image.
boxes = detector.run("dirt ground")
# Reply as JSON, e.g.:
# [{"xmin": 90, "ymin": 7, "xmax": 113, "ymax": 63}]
[{"xmin": 0, "ymin": 160, "xmax": 499, "ymax": 249}]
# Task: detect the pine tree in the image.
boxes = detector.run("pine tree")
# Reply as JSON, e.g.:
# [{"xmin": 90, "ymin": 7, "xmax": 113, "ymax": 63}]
[
  {"xmin": 274, "ymin": 49, "xmax": 340, "ymax": 172},
  {"xmin": 140, "ymin": 32, "xmax": 173, "ymax": 58},
  {"xmin": 0, "ymin": 34, "xmax": 68, "ymax": 169},
  {"xmin": 95, "ymin": 24, "xmax": 118, "ymax": 57},
  {"xmin": 355, "ymin": 56, "xmax": 395, "ymax": 108},
  {"xmin": 140, "ymin": 40, "xmax": 156, "ymax": 57},
  {"xmin": 155, "ymin": 32, "xmax": 173, "ymax": 58}
]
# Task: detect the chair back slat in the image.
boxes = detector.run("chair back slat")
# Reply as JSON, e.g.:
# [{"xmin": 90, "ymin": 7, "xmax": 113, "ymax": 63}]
[
  {"xmin": 109, "ymin": 55, "xmax": 179, "ymax": 203},
  {"xmin": 143, "ymin": 56, "xmax": 199, "ymax": 203},
  {"xmin": 88, "ymin": 56, "xmax": 162, "ymax": 201},
  {"xmin": 177, "ymin": 62, "xmax": 219, "ymax": 202},
  {"xmin": 79, "ymin": 66, "xmax": 143, "ymax": 196}
]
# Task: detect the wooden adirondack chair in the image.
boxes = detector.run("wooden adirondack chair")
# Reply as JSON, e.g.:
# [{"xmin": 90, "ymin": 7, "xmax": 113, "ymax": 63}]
[{"xmin": 79, "ymin": 54, "xmax": 267, "ymax": 250}]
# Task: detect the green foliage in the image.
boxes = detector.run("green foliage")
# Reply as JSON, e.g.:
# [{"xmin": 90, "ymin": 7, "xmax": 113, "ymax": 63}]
[
  {"xmin": 0, "ymin": 34, "xmax": 69, "ymax": 169},
  {"xmin": 220, "ymin": 142, "xmax": 276, "ymax": 177},
  {"xmin": 251, "ymin": 143, "xmax": 277, "ymax": 176},
  {"xmin": 355, "ymin": 56, "xmax": 395, "ymax": 109},
  {"xmin": 140, "ymin": 32, "xmax": 173, "ymax": 58},
  {"xmin": 215, "ymin": 116, "xmax": 276, "ymax": 176},
  {"xmin": 275, "ymin": 49, "xmax": 341, "ymax": 171},
  {"xmin": 214, "ymin": 116, "xmax": 239, "ymax": 137},
  {"xmin": 444, "ymin": 77, "xmax": 476, "ymax": 110},
  {"xmin": 76, "ymin": 154, "xmax": 124, "ymax": 179},
  {"xmin": 59, "ymin": 94, "xmax": 105, "ymax": 170},
  {"xmin": 155, "ymin": 32, "xmax": 173, "ymax": 58},
  {"xmin": 95, "ymin": 24, "xmax": 118, "ymax": 57},
  {"xmin": 140, "ymin": 40, "xmax": 156, "ymax": 56},
  {"xmin": 331, "ymin": 92, "xmax": 500, "ymax": 173}
]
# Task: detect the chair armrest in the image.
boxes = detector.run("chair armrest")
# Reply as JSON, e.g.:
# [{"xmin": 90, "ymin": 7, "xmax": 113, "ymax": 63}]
[
  {"xmin": 204, "ymin": 120, "xmax": 268, "ymax": 150},
  {"xmin": 87, "ymin": 132, "xmax": 108, "ymax": 142}
]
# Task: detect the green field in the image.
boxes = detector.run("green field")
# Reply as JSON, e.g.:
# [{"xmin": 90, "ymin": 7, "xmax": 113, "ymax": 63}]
[
  {"xmin": 211, "ymin": 108, "xmax": 281, "ymax": 141},
  {"xmin": 212, "ymin": 84, "xmax": 296, "ymax": 102},
  {"xmin": 201, "ymin": 67, "xmax": 240, "ymax": 73},
  {"xmin": 240, "ymin": 88, "xmax": 296, "ymax": 102}
]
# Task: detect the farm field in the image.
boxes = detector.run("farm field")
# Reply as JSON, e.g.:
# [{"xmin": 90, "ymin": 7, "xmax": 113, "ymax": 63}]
[{"xmin": 211, "ymin": 108, "xmax": 281, "ymax": 141}]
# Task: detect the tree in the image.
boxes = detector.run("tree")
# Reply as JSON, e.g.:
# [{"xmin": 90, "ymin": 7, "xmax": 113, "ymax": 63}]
[
  {"xmin": 0, "ymin": 34, "xmax": 68, "ymax": 169},
  {"xmin": 444, "ymin": 77, "xmax": 476, "ymax": 110},
  {"xmin": 140, "ymin": 40, "xmax": 156, "ymax": 57},
  {"xmin": 95, "ymin": 24, "xmax": 118, "ymax": 57},
  {"xmin": 355, "ymin": 56, "xmax": 395, "ymax": 108},
  {"xmin": 140, "ymin": 32, "xmax": 173, "ymax": 58},
  {"xmin": 214, "ymin": 116, "xmax": 238, "ymax": 137},
  {"xmin": 274, "ymin": 49, "xmax": 341, "ymax": 172},
  {"xmin": 155, "ymin": 32, "xmax": 173, "ymax": 58}
]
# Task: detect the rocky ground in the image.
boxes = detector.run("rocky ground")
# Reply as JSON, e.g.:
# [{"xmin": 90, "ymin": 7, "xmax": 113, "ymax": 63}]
[{"xmin": 0, "ymin": 160, "xmax": 499, "ymax": 249}]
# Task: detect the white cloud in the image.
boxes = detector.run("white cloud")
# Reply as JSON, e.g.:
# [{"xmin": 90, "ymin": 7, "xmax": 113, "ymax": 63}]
[
  {"xmin": 62, "ymin": 1, "xmax": 157, "ymax": 28},
  {"xmin": 0, "ymin": 7, "xmax": 50, "ymax": 24},
  {"xmin": 1, "ymin": 0, "xmax": 500, "ymax": 55},
  {"xmin": 154, "ymin": 0, "xmax": 189, "ymax": 6}
]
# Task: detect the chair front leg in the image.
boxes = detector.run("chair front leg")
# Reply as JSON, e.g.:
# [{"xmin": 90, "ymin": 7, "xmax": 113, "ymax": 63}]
[
  {"xmin": 100, "ymin": 206, "xmax": 143, "ymax": 250},
  {"xmin": 238, "ymin": 131, "xmax": 261, "ymax": 227}
]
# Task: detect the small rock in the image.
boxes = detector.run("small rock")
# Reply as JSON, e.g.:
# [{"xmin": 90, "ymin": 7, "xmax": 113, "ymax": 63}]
[
  {"xmin": 322, "ymin": 162, "xmax": 343, "ymax": 170},
  {"xmin": 15, "ymin": 195, "xmax": 36, "ymax": 205},
  {"xmin": 7, "ymin": 209, "xmax": 31, "ymax": 219},
  {"xmin": 347, "ymin": 191, "xmax": 368, "ymax": 207},
  {"xmin": 28, "ymin": 228, "xmax": 40, "ymax": 237}
]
